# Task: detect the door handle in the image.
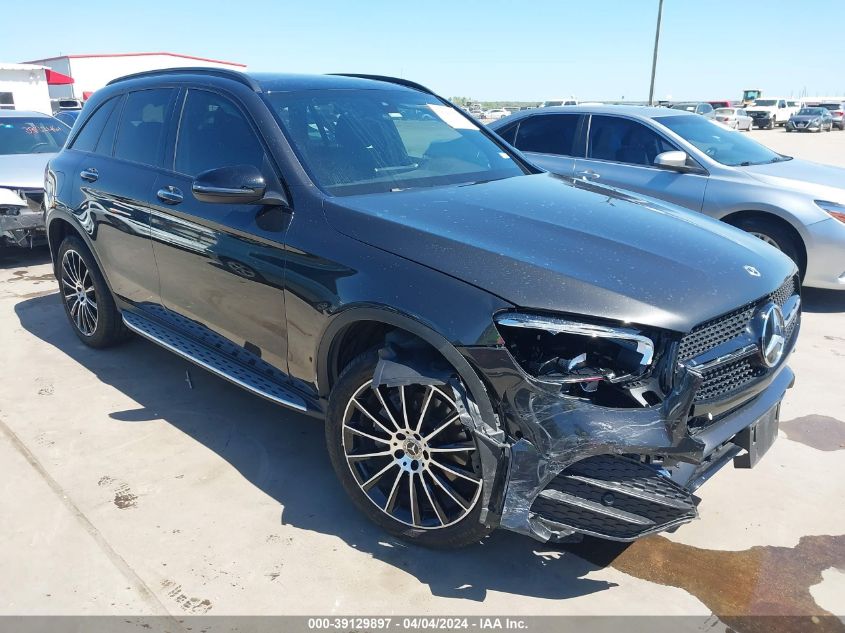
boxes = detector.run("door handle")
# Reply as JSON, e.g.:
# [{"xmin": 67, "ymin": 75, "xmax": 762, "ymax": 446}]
[
  {"xmin": 156, "ymin": 186, "xmax": 183, "ymax": 205},
  {"xmin": 80, "ymin": 168, "xmax": 98, "ymax": 182},
  {"xmin": 576, "ymin": 170, "xmax": 600, "ymax": 181}
]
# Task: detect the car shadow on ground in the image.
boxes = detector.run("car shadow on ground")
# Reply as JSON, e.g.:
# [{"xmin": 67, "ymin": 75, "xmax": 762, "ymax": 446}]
[
  {"xmin": 801, "ymin": 287, "xmax": 845, "ymax": 313},
  {"xmin": 0, "ymin": 246, "xmax": 51, "ymax": 270},
  {"xmin": 15, "ymin": 293, "xmax": 627, "ymax": 603}
]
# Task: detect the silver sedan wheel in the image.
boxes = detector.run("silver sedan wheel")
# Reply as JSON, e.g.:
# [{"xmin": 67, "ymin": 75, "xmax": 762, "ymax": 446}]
[
  {"xmin": 341, "ymin": 381, "xmax": 482, "ymax": 530},
  {"xmin": 60, "ymin": 249, "xmax": 98, "ymax": 336},
  {"xmin": 750, "ymin": 231, "xmax": 781, "ymax": 250}
]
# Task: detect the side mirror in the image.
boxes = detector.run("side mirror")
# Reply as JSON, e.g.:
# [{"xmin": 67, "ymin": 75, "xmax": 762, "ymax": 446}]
[
  {"xmin": 654, "ymin": 150, "xmax": 689, "ymax": 171},
  {"xmin": 192, "ymin": 165, "xmax": 267, "ymax": 204}
]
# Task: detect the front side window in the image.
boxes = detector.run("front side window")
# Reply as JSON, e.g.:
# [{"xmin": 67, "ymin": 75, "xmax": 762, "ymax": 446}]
[
  {"xmin": 113, "ymin": 89, "xmax": 175, "ymax": 167},
  {"xmin": 265, "ymin": 88, "xmax": 524, "ymax": 196},
  {"xmin": 175, "ymin": 90, "xmax": 265, "ymax": 177},
  {"xmin": 0, "ymin": 116, "xmax": 69, "ymax": 155},
  {"xmin": 656, "ymin": 114, "xmax": 787, "ymax": 166},
  {"xmin": 514, "ymin": 114, "xmax": 581, "ymax": 157},
  {"xmin": 587, "ymin": 115, "xmax": 675, "ymax": 166}
]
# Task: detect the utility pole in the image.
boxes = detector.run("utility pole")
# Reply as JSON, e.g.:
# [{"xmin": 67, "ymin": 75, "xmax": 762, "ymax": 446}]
[{"xmin": 648, "ymin": 0, "xmax": 664, "ymax": 106}]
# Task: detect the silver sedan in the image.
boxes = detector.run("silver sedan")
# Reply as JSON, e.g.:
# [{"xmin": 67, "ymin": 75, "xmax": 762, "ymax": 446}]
[
  {"xmin": 490, "ymin": 105, "xmax": 845, "ymax": 290},
  {"xmin": 714, "ymin": 107, "xmax": 753, "ymax": 131}
]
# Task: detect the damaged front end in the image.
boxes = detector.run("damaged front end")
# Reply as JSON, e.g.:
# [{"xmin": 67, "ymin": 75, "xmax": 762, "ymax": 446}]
[
  {"xmin": 442, "ymin": 276, "xmax": 800, "ymax": 543},
  {"xmin": 0, "ymin": 187, "xmax": 47, "ymax": 248}
]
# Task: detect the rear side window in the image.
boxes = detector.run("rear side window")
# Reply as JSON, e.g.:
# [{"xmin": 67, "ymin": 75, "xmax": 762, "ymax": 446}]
[
  {"xmin": 114, "ymin": 89, "xmax": 175, "ymax": 167},
  {"xmin": 174, "ymin": 90, "xmax": 265, "ymax": 176},
  {"xmin": 514, "ymin": 114, "xmax": 581, "ymax": 156},
  {"xmin": 94, "ymin": 95, "xmax": 123, "ymax": 155},
  {"xmin": 587, "ymin": 115, "xmax": 675, "ymax": 166}
]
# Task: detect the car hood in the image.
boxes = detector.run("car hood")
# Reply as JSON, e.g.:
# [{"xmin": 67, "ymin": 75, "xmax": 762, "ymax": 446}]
[
  {"xmin": 790, "ymin": 115, "xmax": 822, "ymax": 122},
  {"xmin": 0, "ymin": 153, "xmax": 55, "ymax": 189},
  {"xmin": 324, "ymin": 174, "xmax": 795, "ymax": 333},
  {"xmin": 741, "ymin": 158, "xmax": 845, "ymax": 201}
]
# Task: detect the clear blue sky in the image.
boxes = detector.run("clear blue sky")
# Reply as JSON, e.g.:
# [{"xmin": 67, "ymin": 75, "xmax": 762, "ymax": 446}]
[{"xmin": 6, "ymin": 0, "xmax": 844, "ymax": 101}]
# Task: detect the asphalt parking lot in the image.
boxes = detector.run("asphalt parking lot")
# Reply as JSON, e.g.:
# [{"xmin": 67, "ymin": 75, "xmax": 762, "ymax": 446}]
[{"xmin": 1, "ymin": 129, "xmax": 844, "ymax": 630}]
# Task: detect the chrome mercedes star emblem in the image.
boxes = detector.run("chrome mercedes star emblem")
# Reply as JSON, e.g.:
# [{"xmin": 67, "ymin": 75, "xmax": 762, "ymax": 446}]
[
  {"xmin": 758, "ymin": 303, "xmax": 786, "ymax": 368},
  {"xmin": 744, "ymin": 265, "xmax": 761, "ymax": 277}
]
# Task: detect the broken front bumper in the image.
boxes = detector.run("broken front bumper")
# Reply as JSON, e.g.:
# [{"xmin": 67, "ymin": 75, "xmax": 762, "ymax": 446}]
[
  {"xmin": 461, "ymin": 347, "xmax": 795, "ymax": 543},
  {"xmin": 0, "ymin": 189, "xmax": 46, "ymax": 247}
]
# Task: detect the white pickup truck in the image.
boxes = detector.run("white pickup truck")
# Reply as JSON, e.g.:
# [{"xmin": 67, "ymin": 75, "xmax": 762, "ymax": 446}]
[{"xmin": 746, "ymin": 98, "xmax": 797, "ymax": 129}]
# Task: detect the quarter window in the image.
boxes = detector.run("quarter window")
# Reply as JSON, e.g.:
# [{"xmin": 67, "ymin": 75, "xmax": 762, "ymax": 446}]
[
  {"xmin": 70, "ymin": 97, "xmax": 119, "ymax": 153},
  {"xmin": 514, "ymin": 114, "xmax": 581, "ymax": 156},
  {"xmin": 114, "ymin": 89, "xmax": 175, "ymax": 167},
  {"xmin": 175, "ymin": 90, "xmax": 265, "ymax": 176},
  {"xmin": 587, "ymin": 115, "xmax": 675, "ymax": 166}
]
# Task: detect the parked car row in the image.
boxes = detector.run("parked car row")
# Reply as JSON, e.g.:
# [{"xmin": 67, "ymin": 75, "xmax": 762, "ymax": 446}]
[
  {"xmin": 489, "ymin": 104, "xmax": 845, "ymax": 290},
  {"xmin": 42, "ymin": 68, "xmax": 807, "ymax": 550}
]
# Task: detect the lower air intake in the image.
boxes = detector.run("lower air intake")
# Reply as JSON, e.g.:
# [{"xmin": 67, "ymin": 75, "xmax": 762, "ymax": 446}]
[{"xmin": 530, "ymin": 455, "xmax": 698, "ymax": 540}]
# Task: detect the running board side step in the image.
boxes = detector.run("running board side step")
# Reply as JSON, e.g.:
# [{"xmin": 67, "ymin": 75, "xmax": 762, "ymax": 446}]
[{"xmin": 122, "ymin": 310, "xmax": 308, "ymax": 412}]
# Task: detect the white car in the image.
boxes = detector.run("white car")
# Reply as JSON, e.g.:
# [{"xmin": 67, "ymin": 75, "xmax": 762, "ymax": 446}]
[
  {"xmin": 0, "ymin": 111, "xmax": 69, "ymax": 248},
  {"xmin": 714, "ymin": 107, "xmax": 753, "ymax": 131},
  {"xmin": 746, "ymin": 98, "xmax": 796, "ymax": 129},
  {"xmin": 484, "ymin": 108, "xmax": 510, "ymax": 120}
]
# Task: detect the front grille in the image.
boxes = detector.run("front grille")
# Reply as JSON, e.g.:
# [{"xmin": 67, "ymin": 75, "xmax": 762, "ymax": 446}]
[
  {"xmin": 678, "ymin": 304, "xmax": 755, "ymax": 361},
  {"xmin": 696, "ymin": 358, "xmax": 766, "ymax": 402},
  {"xmin": 680, "ymin": 275, "xmax": 798, "ymax": 403}
]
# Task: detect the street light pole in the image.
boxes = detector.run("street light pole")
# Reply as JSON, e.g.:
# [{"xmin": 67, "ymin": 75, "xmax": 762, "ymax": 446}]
[{"xmin": 648, "ymin": 0, "xmax": 664, "ymax": 106}]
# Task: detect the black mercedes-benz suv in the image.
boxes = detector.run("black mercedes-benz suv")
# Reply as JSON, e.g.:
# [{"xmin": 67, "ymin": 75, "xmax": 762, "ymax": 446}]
[{"xmin": 45, "ymin": 69, "xmax": 800, "ymax": 548}]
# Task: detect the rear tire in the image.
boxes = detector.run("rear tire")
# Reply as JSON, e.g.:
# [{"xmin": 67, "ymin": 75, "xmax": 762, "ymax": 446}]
[
  {"xmin": 56, "ymin": 235, "xmax": 129, "ymax": 348},
  {"xmin": 325, "ymin": 348, "xmax": 491, "ymax": 548}
]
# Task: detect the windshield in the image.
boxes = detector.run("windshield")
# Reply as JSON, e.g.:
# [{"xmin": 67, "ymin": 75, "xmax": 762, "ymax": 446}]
[
  {"xmin": 0, "ymin": 117, "xmax": 69, "ymax": 155},
  {"xmin": 264, "ymin": 89, "xmax": 524, "ymax": 196},
  {"xmin": 752, "ymin": 100, "xmax": 778, "ymax": 107},
  {"xmin": 798, "ymin": 108, "xmax": 825, "ymax": 116},
  {"xmin": 656, "ymin": 115, "xmax": 788, "ymax": 166},
  {"xmin": 819, "ymin": 103, "xmax": 840, "ymax": 110},
  {"xmin": 670, "ymin": 103, "xmax": 697, "ymax": 111}
]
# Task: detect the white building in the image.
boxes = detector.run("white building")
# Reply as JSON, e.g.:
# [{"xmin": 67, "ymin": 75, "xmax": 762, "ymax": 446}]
[
  {"xmin": 21, "ymin": 52, "xmax": 247, "ymax": 101},
  {"xmin": 0, "ymin": 63, "xmax": 54, "ymax": 113}
]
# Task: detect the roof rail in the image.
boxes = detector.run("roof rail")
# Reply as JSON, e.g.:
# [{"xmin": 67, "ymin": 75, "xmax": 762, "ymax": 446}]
[
  {"xmin": 107, "ymin": 67, "xmax": 260, "ymax": 92},
  {"xmin": 330, "ymin": 74, "xmax": 437, "ymax": 96}
]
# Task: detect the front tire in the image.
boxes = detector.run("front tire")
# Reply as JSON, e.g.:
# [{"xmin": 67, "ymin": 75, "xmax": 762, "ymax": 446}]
[
  {"xmin": 56, "ymin": 236, "xmax": 128, "ymax": 348},
  {"xmin": 325, "ymin": 349, "xmax": 490, "ymax": 548},
  {"xmin": 731, "ymin": 216, "xmax": 802, "ymax": 271}
]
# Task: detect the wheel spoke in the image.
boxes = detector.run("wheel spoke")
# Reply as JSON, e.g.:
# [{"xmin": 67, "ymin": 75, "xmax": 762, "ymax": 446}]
[
  {"xmin": 427, "ymin": 468, "xmax": 472, "ymax": 510},
  {"xmin": 408, "ymin": 472, "xmax": 421, "ymax": 526},
  {"xmin": 372, "ymin": 384, "xmax": 401, "ymax": 430},
  {"xmin": 362, "ymin": 461, "xmax": 397, "ymax": 492},
  {"xmin": 415, "ymin": 386, "xmax": 433, "ymax": 433},
  {"xmin": 423, "ymin": 414, "xmax": 461, "ymax": 442},
  {"xmin": 420, "ymin": 471, "xmax": 447, "ymax": 526},
  {"xmin": 383, "ymin": 469, "xmax": 404, "ymax": 514},
  {"xmin": 399, "ymin": 385, "xmax": 410, "ymax": 428},
  {"xmin": 429, "ymin": 442, "xmax": 476, "ymax": 454},
  {"xmin": 346, "ymin": 449, "xmax": 393, "ymax": 462},
  {"xmin": 344, "ymin": 424, "xmax": 391, "ymax": 445},
  {"xmin": 430, "ymin": 458, "xmax": 481, "ymax": 484},
  {"xmin": 352, "ymin": 399, "xmax": 394, "ymax": 438}
]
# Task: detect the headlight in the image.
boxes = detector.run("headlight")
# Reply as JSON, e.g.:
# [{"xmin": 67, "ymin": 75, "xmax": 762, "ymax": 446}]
[
  {"xmin": 494, "ymin": 313, "xmax": 655, "ymax": 387},
  {"xmin": 816, "ymin": 199, "xmax": 845, "ymax": 223}
]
